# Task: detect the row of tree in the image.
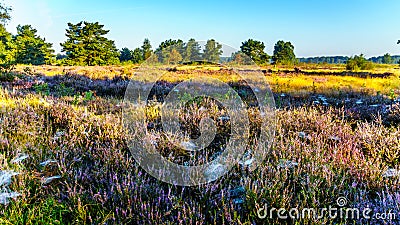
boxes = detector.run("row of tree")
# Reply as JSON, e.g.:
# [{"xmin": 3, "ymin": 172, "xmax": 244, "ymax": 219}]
[
  {"xmin": 369, "ymin": 53, "xmax": 400, "ymax": 64},
  {"xmin": 118, "ymin": 38, "xmax": 223, "ymax": 64},
  {"xmin": 1, "ymin": 2, "xmax": 398, "ymax": 68},
  {"xmin": 300, "ymin": 54, "xmax": 399, "ymax": 65},
  {"xmin": 1, "ymin": 22, "xmax": 297, "ymax": 66},
  {"xmin": 0, "ymin": 2, "xmax": 297, "ymax": 67},
  {"xmin": 117, "ymin": 38, "xmax": 297, "ymax": 65},
  {"xmin": 299, "ymin": 56, "xmax": 349, "ymax": 64}
]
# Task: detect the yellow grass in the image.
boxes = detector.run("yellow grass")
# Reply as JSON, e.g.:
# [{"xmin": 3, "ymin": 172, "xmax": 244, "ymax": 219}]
[
  {"xmin": 266, "ymin": 74, "xmax": 400, "ymax": 95},
  {"xmin": 13, "ymin": 64, "xmax": 400, "ymax": 96}
]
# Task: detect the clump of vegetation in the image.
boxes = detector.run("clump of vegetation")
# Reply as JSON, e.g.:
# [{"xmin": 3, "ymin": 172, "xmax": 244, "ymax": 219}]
[
  {"xmin": 0, "ymin": 71, "xmax": 15, "ymax": 82},
  {"xmin": 33, "ymin": 83, "xmax": 50, "ymax": 96},
  {"xmin": 55, "ymin": 83, "xmax": 75, "ymax": 97},
  {"xmin": 346, "ymin": 54, "xmax": 375, "ymax": 71},
  {"xmin": 272, "ymin": 40, "xmax": 297, "ymax": 65}
]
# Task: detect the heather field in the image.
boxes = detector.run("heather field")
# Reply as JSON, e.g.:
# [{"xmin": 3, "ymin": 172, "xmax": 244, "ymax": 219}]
[{"xmin": 0, "ymin": 64, "xmax": 398, "ymax": 224}]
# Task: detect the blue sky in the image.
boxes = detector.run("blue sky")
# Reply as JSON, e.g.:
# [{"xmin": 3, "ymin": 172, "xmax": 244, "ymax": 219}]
[{"xmin": 4, "ymin": 0, "xmax": 400, "ymax": 57}]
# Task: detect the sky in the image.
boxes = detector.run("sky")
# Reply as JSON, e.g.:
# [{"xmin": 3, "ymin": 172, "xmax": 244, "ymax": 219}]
[{"xmin": 4, "ymin": 0, "xmax": 400, "ymax": 57}]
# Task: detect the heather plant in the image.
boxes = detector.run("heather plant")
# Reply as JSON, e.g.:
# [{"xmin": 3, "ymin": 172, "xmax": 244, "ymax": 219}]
[{"xmin": 0, "ymin": 65, "xmax": 399, "ymax": 224}]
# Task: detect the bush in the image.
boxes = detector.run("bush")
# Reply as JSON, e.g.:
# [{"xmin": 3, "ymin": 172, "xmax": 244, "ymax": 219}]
[
  {"xmin": 0, "ymin": 61, "xmax": 17, "ymax": 81},
  {"xmin": 0, "ymin": 72, "xmax": 15, "ymax": 82},
  {"xmin": 33, "ymin": 83, "xmax": 50, "ymax": 96},
  {"xmin": 55, "ymin": 83, "xmax": 75, "ymax": 97},
  {"xmin": 346, "ymin": 54, "xmax": 374, "ymax": 70}
]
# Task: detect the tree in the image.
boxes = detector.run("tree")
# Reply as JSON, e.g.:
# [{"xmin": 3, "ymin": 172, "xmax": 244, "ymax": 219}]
[
  {"xmin": 398, "ymin": 41, "xmax": 400, "ymax": 65},
  {"xmin": 240, "ymin": 39, "xmax": 269, "ymax": 64},
  {"xmin": 0, "ymin": 2, "xmax": 11, "ymax": 25},
  {"xmin": 157, "ymin": 39, "xmax": 183, "ymax": 52},
  {"xmin": 382, "ymin": 53, "xmax": 393, "ymax": 64},
  {"xmin": 60, "ymin": 21, "xmax": 119, "ymax": 66},
  {"xmin": 203, "ymin": 39, "xmax": 222, "ymax": 62},
  {"xmin": 141, "ymin": 38, "xmax": 152, "ymax": 60},
  {"xmin": 183, "ymin": 38, "xmax": 202, "ymax": 62},
  {"xmin": 0, "ymin": 2, "xmax": 15, "ymax": 73},
  {"xmin": 56, "ymin": 53, "xmax": 67, "ymax": 60},
  {"xmin": 0, "ymin": 24, "xmax": 15, "ymax": 72},
  {"xmin": 231, "ymin": 51, "xmax": 252, "ymax": 65},
  {"xmin": 346, "ymin": 54, "xmax": 374, "ymax": 70},
  {"xmin": 14, "ymin": 25, "xmax": 55, "ymax": 65},
  {"xmin": 272, "ymin": 40, "xmax": 297, "ymax": 65},
  {"xmin": 119, "ymin": 47, "xmax": 133, "ymax": 62},
  {"xmin": 169, "ymin": 48, "xmax": 182, "ymax": 64},
  {"xmin": 156, "ymin": 39, "xmax": 184, "ymax": 63},
  {"xmin": 131, "ymin": 47, "xmax": 143, "ymax": 64},
  {"xmin": 231, "ymin": 51, "xmax": 243, "ymax": 64}
]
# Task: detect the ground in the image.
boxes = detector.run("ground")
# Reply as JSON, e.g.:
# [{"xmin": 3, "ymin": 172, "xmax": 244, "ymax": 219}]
[{"xmin": 0, "ymin": 63, "xmax": 399, "ymax": 224}]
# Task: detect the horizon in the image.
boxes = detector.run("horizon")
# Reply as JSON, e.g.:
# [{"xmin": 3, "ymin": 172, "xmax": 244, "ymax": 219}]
[{"xmin": 4, "ymin": 0, "xmax": 400, "ymax": 58}]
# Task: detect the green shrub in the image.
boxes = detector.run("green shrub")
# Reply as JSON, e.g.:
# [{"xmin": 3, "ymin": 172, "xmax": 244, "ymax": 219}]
[
  {"xmin": 72, "ymin": 91, "xmax": 94, "ymax": 105},
  {"xmin": 55, "ymin": 83, "xmax": 74, "ymax": 97},
  {"xmin": 0, "ymin": 72, "xmax": 15, "ymax": 81},
  {"xmin": 346, "ymin": 54, "xmax": 374, "ymax": 70},
  {"xmin": 84, "ymin": 90, "xmax": 94, "ymax": 101},
  {"xmin": 34, "ymin": 83, "xmax": 50, "ymax": 96}
]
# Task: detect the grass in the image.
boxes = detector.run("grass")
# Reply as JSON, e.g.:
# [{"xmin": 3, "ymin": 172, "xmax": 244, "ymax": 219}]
[
  {"xmin": 268, "ymin": 73, "xmax": 400, "ymax": 96},
  {"xmin": 15, "ymin": 64, "xmax": 400, "ymax": 97},
  {"xmin": 0, "ymin": 64, "xmax": 399, "ymax": 224}
]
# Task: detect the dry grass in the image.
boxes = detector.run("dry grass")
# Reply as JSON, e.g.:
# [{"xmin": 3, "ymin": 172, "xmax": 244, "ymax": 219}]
[{"xmin": 0, "ymin": 65, "xmax": 399, "ymax": 224}]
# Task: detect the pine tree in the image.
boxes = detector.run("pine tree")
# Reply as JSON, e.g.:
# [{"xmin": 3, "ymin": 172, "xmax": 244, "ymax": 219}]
[
  {"xmin": 183, "ymin": 38, "xmax": 201, "ymax": 62},
  {"xmin": 14, "ymin": 25, "xmax": 55, "ymax": 65},
  {"xmin": 169, "ymin": 48, "xmax": 182, "ymax": 64},
  {"xmin": 119, "ymin": 47, "xmax": 133, "ymax": 62},
  {"xmin": 0, "ymin": 29, "xmax": 16, "ymax": 73},
  {"xmin": 131, "ymin": 47, "xmax": 143, "ymax": 64},
  {"xmin": 141, "ymin": 38, "xmax": 152, "ymax": 60},
  {"xmin": 0, "ymin": 2, "xmax": 15, "ymax": 73},
  {"xmin": 272, "ymin": 40, "xmax": 297, "ymax": 65},
  {"xmin": 203, "ymin": 39, "xmax": 223, "ymax": 62},
  {"xmin": 156, "ymin": 39, "xmax": 183, "ymax": 63},
  {"xmin": 383, "ymin": 53, "xmax": 392, "ymax": 64},
  {"xmin": 60, "ymin": 21, "xmax": 119, "ymax": 66},
  {"xmin": 240, "ymin": 39, "xmax": 269, "ymax": 64},
  {"xmin": 0, "ymin": 3, "xmax": 11, "ymax": 25}
]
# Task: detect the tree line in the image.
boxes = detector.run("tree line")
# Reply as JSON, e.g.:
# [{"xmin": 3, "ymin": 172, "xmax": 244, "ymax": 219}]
[
  {"xmin": 0, "ymin": 2, "xmax": 296, "ymax": 68},
  {"xmin": 300, "ymin": 54, "xmax": 399, "ymax": 65},
  {"xmin": 1, "ymin": 21, "xmax": 297, "ymax": 67},
  {"xmin": 0, "ymin": 2, "xmax": 398, "ymax": 70},
  {"xmin": 55, "ymin": 22, "xmax": 297, "ymax": 66}
]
